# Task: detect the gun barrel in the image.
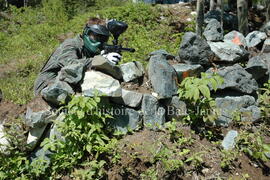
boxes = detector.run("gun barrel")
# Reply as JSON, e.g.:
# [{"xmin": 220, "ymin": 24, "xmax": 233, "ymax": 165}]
[{"xmin": 121, "ymin": 47, "xmax": 135, "ymax": 52}]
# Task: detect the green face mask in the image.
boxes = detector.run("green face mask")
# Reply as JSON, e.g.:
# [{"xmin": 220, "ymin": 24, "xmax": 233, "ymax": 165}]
[{"xmin": 83, "ymin": 34, "xmax": 101, "ymax": 55}]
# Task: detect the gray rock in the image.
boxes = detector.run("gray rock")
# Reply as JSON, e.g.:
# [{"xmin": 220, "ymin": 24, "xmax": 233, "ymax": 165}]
[
  {"xmin": 224, "ymin": 31, "xmax": 247, "ymax": 47},
  {"xmin": 58, "ymin": 63, "xmax": 84, "ymax": 84},
  {"xmin": 207, "ymin": 64, "xmax": 258, "ymax": 94},
  {"xmin": 142, "ymin": 94, "xmax": 166, "ymax": 130},
  {"xmin": 245, "ymin": 56, "xmax": 268, "ymax": 80},
  {"xmin": 265, "ymin": 152, "xmax": 270, "ymax": 159},
  {"xmin": 120, "ymin": 61, "xmax": 144, "ymax": 82},
  {"xmin": 245, "ymin": 31, "xmax": 267, "ymax": 48},
  {"xmin": 261, "ymin": 21, "xmax": 270, "ymax": 37},
  {"xmin": 111, "ymin": 108, "xmax": 142, "ymax": 134},
  {"xmin": 240, "ymin": 105, "xmax": 261, "ymax": 122},
  {"xmin": 148, "ymin": 54, "xmax": 178, "ymax": 99},
  {"xmin": 215, "ymin": 95, "xmax": 256, "ymax": 126},
  {"xmin": 208, "ymin": 41, "xmax": 249, "ymax": 63},
  {"xmin": 25, "ymin": 108, "xmax": 52, "ymax": 128},
  {"xmin": 81, "ymin": 70, "xmax": 122, "ymax": 97},
  {"xmin": 165, "ymin": 96, "xmax": 187, "ymax": 120},
  {"xmin": 204, "ymin": 10, "xmax": 238, "ymax": 31},
  {"xmin": 0, "ymin": 124, "xmax": 9, "ymax": 154},
  {"xmin": 222, "ymin": 130, "xmax": 238, "ymax": 150},
  {"xmin": 173, "ymin": 64, "xmax": 204, "ymax": 82},
  {"xmin": 91, "ymin": 56, "xmax": 123, "ymax": 80},
  {"xmin": 203, "ymin": 19, "xmax": 223, "ymax": 41},
  {"xmin": 179, "ymin": 32, "xmax": 213, "ymax": 65},
  {"xmin": 111, "ymin": 89, "xmax": 143, "ymax": 108},
  {"xmin": 149, "ymin": 49, "xmax": 175, "ymax": 59},
  {"xmin": 41, "ymin": 80, "xmax": 74, "ymax": 105},
  {"xmin": 262, "ymin": 38, "xmax": 270, "ymax": 53}
]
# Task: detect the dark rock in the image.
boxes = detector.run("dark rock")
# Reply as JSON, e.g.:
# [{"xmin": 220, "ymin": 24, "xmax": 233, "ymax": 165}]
[
  {"xmin": 27, "ymin": 124, "xmax": 48, "ymax": 150},
  {"xmin": 172, "ymin": 64, "xmax": 204, "ymax": 82},
  {"xmin": 224, "ymin": 30, "xmax": 247, "ymax": 47},
  {"xmin": 245, "ymin": 31, "xmax": 267, "ymax": 48},
  {"xmin": 208, "ymin": 41, "xmax": 249, "ymax": 63},
  {"xmin": 148, "ymin": 54, "xmax": 178, "ymax": 99},
  {"xmin": 262, "ymin": 38, "xmax": 270, "ymax": 53},
  {"xmin": 120, "ymin": 61, "xmax": 144, "ymax": 82},
  {"xmin": 25, "ymin": 109, "xmax": 52, "ymax": 128},
  {"xmin": 164, "ymin": 96, "xmax": 187, "ymax": 120},
  {"xmin": 81, "ymin": 70, "xmax": 122, "ymax": 97},
  {"xmin": 222, "ymin": 130, "xmax": 238, "ymax": 150},
  {"xmin": 142, "ymin": 94, "xmax": 166, "ymax": 130},
  {"xmin": 204, "ymin": 10, "xmax": 238, "ymax": 31},
  {"xmin": 41, "ymin": 80, "xmax": 74, "ymax": 106},
  {"xmin": 203, "ymin": 19, "xmax": 223, "ymax": 41},
  {"xmin": 111, "ymin": 89, "xmax": 143, "ymax": 108},
  {"xmin": 215, "ymin": 95, "xmax": 257, "ymax": 126},
  {"xmin": 111, "ymin": 108, "xmax": 142, "ymax": 134},
  {"xmin": 179, "ymin": 32, "xmax": 213, "ymax": 65},
  {"xmin": 58, "ymin": 63, "xmax": 84, "ymax": 84},
  {"xmin": 245, "ymin": 56, "xmax": 268, "ymax": 80},
  {"xmin": 207, "ymin": 64, "xmax": 258, "ymax": 94}
]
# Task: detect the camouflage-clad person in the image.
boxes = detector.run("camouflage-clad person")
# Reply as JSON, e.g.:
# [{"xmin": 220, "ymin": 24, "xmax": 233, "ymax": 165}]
[{"xmin": 34, "ymin": 18, "xmax": 122, "ymax": 105}]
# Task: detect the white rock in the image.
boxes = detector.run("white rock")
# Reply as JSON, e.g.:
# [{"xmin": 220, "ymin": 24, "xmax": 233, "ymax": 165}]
[
  {"xmin": 81, "ymin": 70, "xmax": 122, "ymax": 97},
  {"xmin": 0, "ymin": 124, "xmax": 9, "ymax": 153},
  {"xmin": 27, "ymin": 124, "xmax": 48, "ymax": 150}
]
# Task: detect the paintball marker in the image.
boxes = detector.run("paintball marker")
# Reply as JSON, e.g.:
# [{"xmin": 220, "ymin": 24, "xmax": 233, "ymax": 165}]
[{"xmin": 103, "ymin": 20, "xmax": 135, "ymax": 54}]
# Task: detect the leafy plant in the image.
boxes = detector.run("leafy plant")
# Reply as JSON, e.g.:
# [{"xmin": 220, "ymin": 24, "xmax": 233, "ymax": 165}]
[
  {"xmin": 178, "ymin": 72, "xmax": 224, "ymax": 140},
  {"xmin": 237, "ymin": 131, "xmax": 270, "ymax": 162},
  {"xmin": 220, "ymin": 150, "xmax": 239, "ymax": 170},
  {"xmin": 258, "ymin": 80, "xmax": 270, "ymax": 121}
]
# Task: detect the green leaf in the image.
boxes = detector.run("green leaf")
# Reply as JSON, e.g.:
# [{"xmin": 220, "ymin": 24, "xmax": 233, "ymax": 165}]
[{"xmin": 198, "ymin": 85, "xmax": 210, "ymax": 99}]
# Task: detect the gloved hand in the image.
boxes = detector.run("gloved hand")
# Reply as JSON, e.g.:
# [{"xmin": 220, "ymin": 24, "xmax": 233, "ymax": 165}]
[{"xmin": 102, "ymin": 52, "xmax": 122, "ymax": 65}]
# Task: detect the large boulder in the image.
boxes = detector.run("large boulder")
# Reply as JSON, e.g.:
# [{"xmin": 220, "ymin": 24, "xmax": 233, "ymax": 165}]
[
  {"xmin": 111, "ymin": 89, "xmax": 143, "ymax": 108},
  {"xmin": 111, "ymin": 107, "xmax": 142, "ymax": 134},
  {"xmin": 141, "ymin": 94, "xmax": 166, "ymax": 130},
  {"xmin": 41, "ymin": 80, "xmax": 74, "ymax": 106},
  {"xmin": 148, "ymin": 54, "xmax": 178, "ymax": 99},
  {"xmin": 172, "ymin": 64, "xmax": 204, "ymax": 82},
  {"xmin": 120, "ymin": 61, "xmax": 144, "ymax": 82},
  {"xmin": 178, "ymin": 32, "xmax": 213, "ymax": 66},
  {"xmin": 245, "ymin": 31, "xmax": 267, "ymax": 48},
  {"xmin": 245, "ymin": 55, "xmax": 268, "ymax": 80},
  {"xmin": 208, "ymin": 41, "xmax": 249, "ymax": 63},
  {"xmin": 203, "ymin": 19, "xmax": 223, "ymax": 41},
  {"xmin": 207, "ymin": 64, "xmax": 258, "ymax": 94},
  {"xmin": 224, "ymin": 30, "xmax": 247, "ymax": 47},
  {"xmin": 27, "ymin": 124, "xmax": 48, "ymax": 150},
  {"xmin": 215, "ymin": 95, "xmax": 258, "ymax": 126},
  {"xmin": 81, "ymin": 70, "xmax": 122, "ymax": 97}
]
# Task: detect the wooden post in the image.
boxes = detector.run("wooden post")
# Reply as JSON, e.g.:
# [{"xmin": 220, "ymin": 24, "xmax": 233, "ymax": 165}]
[
  {"xmin": 237, "ymin": 0, "xmax": 249, "ymax": 35},
  {"xmin": 196, "ymin": 0, "xmax": 205, "ymax": 36}
]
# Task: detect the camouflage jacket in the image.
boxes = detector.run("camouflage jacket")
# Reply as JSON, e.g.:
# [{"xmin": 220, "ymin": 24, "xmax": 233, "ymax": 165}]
[{"xmin": 34, "ymin": 35, "xmax": 100, "ymax": 96}]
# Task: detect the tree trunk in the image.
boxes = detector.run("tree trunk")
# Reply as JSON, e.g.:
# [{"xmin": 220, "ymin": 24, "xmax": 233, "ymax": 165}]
[
  {"xmin": 237, "ymin": 0, "xmax": 249, "ymax": 35},
  {"xmin": 265, "ymin": 0, "xmax": 270, "ymax": 22},
  {"xmin": 218, "ymin": 0, "xmax": 223, "ymax": 31},
  {"xmin": 196, "ymin": 0, "xmax": 204, "ymax": 36},
  {"xmin": 210, "ymin": 0, "xmax": 216, "ymax": 11}
]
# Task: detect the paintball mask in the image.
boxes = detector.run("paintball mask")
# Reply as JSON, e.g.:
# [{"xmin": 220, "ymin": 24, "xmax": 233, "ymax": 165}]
[{"xmin": 83, "ymin": 24, "xmax": 110, "ymax": 55}]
